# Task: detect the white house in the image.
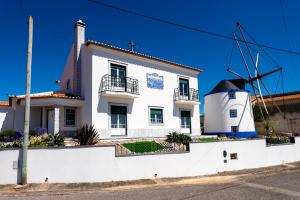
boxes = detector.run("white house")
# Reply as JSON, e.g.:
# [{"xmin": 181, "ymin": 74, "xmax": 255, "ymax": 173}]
[
  {"xmin": 204, "ymin": 79, "xmax": 256, "ymax": 137},
  {"xmin": 0, "ymin": 20, "xmax": 203, "ymax": 139}
]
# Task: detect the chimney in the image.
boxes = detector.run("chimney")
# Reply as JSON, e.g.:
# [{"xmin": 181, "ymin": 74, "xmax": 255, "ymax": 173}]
[{"xmin": 73, "ymin": 20, "xmax": 85, "ymax": 96}]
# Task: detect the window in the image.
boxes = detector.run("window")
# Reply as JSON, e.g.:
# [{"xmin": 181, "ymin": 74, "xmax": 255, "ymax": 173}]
[
  {"xmin": 181, "ymin": 111, "xmax": 191, "ymax": 129},
  {"xmin": 231, "ymin": 126, "xmax": 238, "ymax": 133},
  {"xmin": 150, "ymin": 108, "xmax": 163, "ymax": 124},
  {"xmin": 228, "ymin": 91, "xmax": 236, "ymax": 99},
  {"xmin": 110, "ymin": 63, "xmax": 126, "ymax": 89},
  {"xmin": 179, "ymin": 78, "xmax": 189, "ymax": 97},
  {"xmin": 65, "ymin": 108, "xmax": 76, "ymax": 126},
  {"xmin": 111, "ymin": 105, "xmax": 127, "ymax": 128},
  {"xmin": 229, "ymin": 109, "xmax": 237, "ymax": 118}
]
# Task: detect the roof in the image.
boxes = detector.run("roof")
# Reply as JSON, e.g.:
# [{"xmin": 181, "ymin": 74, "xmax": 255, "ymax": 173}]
[
  {"xmin": 86, "ymin": 40, "xmax": 203, "ymax": 73},
  {"xmin": 9, "ymin": 92, "xmax": 82, "ymax": 105},
  {"xmin": 255, "ymin": 90, "xmax": 300, "ymax": 103},
  {"xmin": 0, "ymin": 101, "xmax": 9, "ymax": 106},
  {"xmin": 206, "ymin": 80, "xmax": 245, "ymax": 96}
]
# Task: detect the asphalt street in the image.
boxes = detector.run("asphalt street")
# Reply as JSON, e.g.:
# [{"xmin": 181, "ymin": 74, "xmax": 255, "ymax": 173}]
[{"xmin": 1, "ymin": 164, "xmax": 300, "ymax": 200}]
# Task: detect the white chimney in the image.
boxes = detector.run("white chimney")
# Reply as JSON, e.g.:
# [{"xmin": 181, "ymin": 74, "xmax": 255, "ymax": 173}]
[{"xmin": 73, "ymin": 20, "xmax": 85, "ymax": 96}]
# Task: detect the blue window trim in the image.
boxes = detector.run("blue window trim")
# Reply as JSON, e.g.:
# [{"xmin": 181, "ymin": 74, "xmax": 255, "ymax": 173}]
[{"xmin": 229, "ymin": 109, "xmax": 237, "ymax": 118}]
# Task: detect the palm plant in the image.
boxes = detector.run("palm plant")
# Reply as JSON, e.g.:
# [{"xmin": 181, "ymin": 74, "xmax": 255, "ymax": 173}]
[{"xmin": 76, "ymin": 124, "xmax": 99, "ymax": 145}]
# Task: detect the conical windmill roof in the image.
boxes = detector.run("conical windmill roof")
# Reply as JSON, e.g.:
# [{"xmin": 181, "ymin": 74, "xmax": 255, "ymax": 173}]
[{"xmin": 207, "ymin": 80, "xmax": 240, "ymax": 95}]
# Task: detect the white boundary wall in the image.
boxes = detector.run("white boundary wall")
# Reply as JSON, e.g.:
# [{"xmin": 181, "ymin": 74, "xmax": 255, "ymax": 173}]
[{"xmin": 1, "ymin": 137, "xmax": 300, "ymax": 185}]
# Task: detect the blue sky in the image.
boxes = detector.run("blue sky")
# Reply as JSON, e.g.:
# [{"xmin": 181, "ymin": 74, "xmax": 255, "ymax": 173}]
[{"xmin": 1, "ymin": 0, "xmax": 300, "ymax": 113}]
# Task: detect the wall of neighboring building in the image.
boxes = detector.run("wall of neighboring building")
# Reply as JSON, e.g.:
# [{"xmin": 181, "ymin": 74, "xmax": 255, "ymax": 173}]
[
  {"xmin": 255, "ymin": 100, "xmax": 300, "ymax": 135},
  {"xmin": 0, "ymin": 106, "xmax": 14, "ymax": 131},
  {"xmin": 60, "ymin": 45, "xmax": 75, "ymax": 94},
  {"xmin": 88, "ymin": 46, "xmax": 201, "ymax": 138},
  {"xmin": 204, "ymin": 91, "xmax": 255, "ymax": 136}
]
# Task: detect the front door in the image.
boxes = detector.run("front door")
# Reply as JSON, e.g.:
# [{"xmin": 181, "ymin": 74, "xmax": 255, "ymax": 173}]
[
  {"xmin": 110, "ymin": 105, "xmax": 127, "ymax": 136},
  {"xmin": 179, "ymin": 78, "xmax": 189, "ymax": 100},
  {"xmin": 47, "ymin": 110, "xmax": 54, "ymax": 134},
  {"xmin": 111, "ymin": 63, "xmax": 126, "ymax": 91},
  {"xmin": 180, "ymin": 110, "xmax": 191, "ymax": 134}
]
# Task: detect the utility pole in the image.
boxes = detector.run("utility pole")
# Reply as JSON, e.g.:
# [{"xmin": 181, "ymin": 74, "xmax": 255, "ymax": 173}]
[{"xmin": 22, "ymin": 16, "xmax": 33, "ymax": 185}]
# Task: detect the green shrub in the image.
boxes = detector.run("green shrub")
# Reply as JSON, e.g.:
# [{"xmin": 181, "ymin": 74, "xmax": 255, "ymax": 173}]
[
  {"xmin": 76, "ymin": 124, "xmax": 99, "ymax": 145},
  {"xmin": 0, "ymin": 129, "xmax": 17, "ymax": 142},
  {"xmin": 29, "ymin": 134, "xmax": 50, "ymax": 147},
  {"xmin": 29, "ymin": 130, "xmax": 38, "ymax": 137},
  {"xmin": 166, "ymin": 131, "xmax": 192, "ymax": 145},
  {"xmin": 48, "ymin": 133, "xmax": 65, "ymax": 146}
]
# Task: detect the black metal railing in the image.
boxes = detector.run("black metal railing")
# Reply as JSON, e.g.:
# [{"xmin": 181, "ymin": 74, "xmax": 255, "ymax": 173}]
[
  {"xmin": 100, "ymin": 74, "xmax": 139, "ymax": 95},
  {"xmin": 174, "ymin": 88, "xmax": 199, "ymax": 101}
]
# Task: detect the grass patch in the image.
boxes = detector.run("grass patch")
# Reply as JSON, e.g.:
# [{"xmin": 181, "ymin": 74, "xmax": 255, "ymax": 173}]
[
  {"xmin": 197, "ymin": 137, "xmax": 219, "ymax": 142},
  {"xmin": 123, "ymin": 141, "xmax": 165, "ymax": 153}
]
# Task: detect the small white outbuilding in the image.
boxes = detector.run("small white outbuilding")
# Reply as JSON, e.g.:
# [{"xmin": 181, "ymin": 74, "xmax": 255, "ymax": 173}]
[{"xmin": 204, "ymin": 79, "xmax": 256, "ymax": 137}]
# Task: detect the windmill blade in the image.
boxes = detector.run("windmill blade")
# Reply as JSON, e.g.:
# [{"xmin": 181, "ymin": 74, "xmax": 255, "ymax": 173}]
[
  {"xmin": 225, "ymin": 67, "xmax": 247, "ymax": 81},
  {"xmin": 254, "ymin": 53, "xmax": 269, "ymax": 116},
  {"xmin": 233, "ymin": 32, "xmax": 253, "ymax": 79},
  {"xmin": 257, "ymin": 78, "xmax": 284, "ymax": 118},
  {"xmin": 251, "ymin": 67, "xmax": 283, "ymax": 82},
  {"xmin": 250, "ymin": 82, "xmax": 267, "ymax": 122}
]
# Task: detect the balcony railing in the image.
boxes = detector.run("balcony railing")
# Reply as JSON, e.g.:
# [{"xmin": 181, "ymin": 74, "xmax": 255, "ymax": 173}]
[
  {"xmin": 174, "ymin": 88, "xmax": 199, "ymax": 102},
  {"xmin": 100, "ymin": 74, "xmax": 139, "ymax": 95}
]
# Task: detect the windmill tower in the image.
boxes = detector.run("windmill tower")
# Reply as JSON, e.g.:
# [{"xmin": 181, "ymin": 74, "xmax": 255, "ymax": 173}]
[
  {"xmin": 204, "ymin": 22, "xmax": 284, "ymax": 137},
  {"xmin": 204, "ymin": 79, "xmax": 256, "ymax": 137}
]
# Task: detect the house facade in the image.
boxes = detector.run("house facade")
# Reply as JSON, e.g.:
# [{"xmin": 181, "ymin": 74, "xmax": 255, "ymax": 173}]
[{"xmin": 0, "ymin": 20, "xmax": 202, "ymax": 139}]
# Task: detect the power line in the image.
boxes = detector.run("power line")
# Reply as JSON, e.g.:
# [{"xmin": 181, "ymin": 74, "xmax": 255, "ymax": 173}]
[
  {"xmin": 280, "ymin": 0, "xmax": 292, "ymax": 50},
  {"xmin": 88, "ymin": 0, "xmax": 300, "ymax": 55}
]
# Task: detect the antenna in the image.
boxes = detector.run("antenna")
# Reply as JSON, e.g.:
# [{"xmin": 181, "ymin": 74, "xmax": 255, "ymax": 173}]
[{"xmin": 128, "ymin": 40, "xmax": 136, "ymax": 51}]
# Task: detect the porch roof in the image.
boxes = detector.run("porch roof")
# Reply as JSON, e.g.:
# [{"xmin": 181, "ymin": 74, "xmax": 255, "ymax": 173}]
[{"xmin": 9, "ymin": 92, "xmax": 84, "ymax": 107}]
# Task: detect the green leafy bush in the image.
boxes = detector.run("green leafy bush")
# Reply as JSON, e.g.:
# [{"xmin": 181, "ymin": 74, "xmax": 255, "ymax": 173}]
[
  {"xmin": 0, "ymin": 129, "xmax": 18, "ymax": 142},
  {"xmin": 76, "ymin": 124, "xmax": 99, "ymax": 145},
  {"xmin": 48, "ymin": 133, "xmax": 65, "ymax": 146},
  {"xmin": 29, "ymin": 130, "xmax": 38, "ymax": 137},
  {"xmin": 29, "ymin": 134, "xmax": 50, "ymax": 147},
  {"xmin": 166, "ymin": 131, "xmax": 192, "ymax": 145}
]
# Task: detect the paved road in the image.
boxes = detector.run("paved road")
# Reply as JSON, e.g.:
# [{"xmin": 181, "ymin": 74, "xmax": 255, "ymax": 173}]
[{"xmin": 1, "ymin": 165, "xmax": 300, "ymax": 200}]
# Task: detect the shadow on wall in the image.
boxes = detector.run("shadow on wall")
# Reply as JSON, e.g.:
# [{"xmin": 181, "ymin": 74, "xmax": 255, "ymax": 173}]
[
  {"xmin": 0, "ymin": 107, "xmax": 14, "ymax": 131},
  {"xmin": 97, "ymin": 96, "xmax": 134, "ymax": 114}
]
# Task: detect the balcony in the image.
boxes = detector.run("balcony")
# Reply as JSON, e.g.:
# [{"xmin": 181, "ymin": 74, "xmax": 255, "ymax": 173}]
[
  {"xmin": 100, "ymin": 74, "xmax": 139, "ymax": 99},
  {"xmin": 174, "ymin": 88, "xmax": 199, "ymax": 106}
]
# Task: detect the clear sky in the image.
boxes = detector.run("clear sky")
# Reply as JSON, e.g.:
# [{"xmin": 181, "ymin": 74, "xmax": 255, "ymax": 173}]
[{"xmin": 1, "ymin": 0, "xmax": 300, "ymax": 113}]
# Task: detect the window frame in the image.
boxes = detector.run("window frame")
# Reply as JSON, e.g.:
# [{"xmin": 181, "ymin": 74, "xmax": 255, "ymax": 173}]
[
  {"xmin": 231, "ymin": 126, "xmax": 239, "ymax": 133},
  {"xmin": 228, "ymin": 91, "xmax": 236, "ymax": 100},
  {"xmin": 149, "ymin": 106, "xmax": 164, "ymax": 125},
  {"xmin": 180, "ymin": 110, "xmax": 192, "ymax": 129},
  {"xmin": 109, "ymin": 104, "xmax": 128, "ymax": 129},
  {"xmin": 64, "ymin": 107, "xmax": 76, "ymax": 127},
  {"xmin": 229, "ymin": 109, "xmax": 238, "ymax": 118}
]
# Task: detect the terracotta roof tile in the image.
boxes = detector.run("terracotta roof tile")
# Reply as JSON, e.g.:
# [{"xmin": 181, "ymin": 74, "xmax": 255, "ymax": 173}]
[
  {"xmin": 0, "ymin": 101, "xmax": 9, "ymax": 106},
  {"xmin": 86, "ymin": 40, "xmax": 203, "ymax": 73},
  {"xmin": 253, "ymin": 91, "xmax": 300, "ymax": 103},
  {"xmin": 10, "ymin": 92, "xmax": 83, "ymax": 103}
]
